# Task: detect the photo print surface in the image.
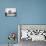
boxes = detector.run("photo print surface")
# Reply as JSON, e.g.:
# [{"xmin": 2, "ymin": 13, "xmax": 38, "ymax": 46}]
[{"xmin": 5, "ymin": 8, "xmax": 16, "ymax": 16}]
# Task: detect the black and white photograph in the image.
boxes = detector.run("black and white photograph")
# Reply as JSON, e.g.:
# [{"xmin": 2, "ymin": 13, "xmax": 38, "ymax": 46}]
[{"xmin": 5, "ymin": 8, "xmax": 16, "ymax": 16}]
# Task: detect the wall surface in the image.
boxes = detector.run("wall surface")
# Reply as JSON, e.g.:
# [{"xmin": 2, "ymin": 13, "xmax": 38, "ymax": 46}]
[{"xmin": 0, "ymin": 0, "xmax": 46, "ymax": 44}]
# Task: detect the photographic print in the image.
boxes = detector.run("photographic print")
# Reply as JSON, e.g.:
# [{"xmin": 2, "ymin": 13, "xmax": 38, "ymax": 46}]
[{"xmin": 5, "ymin": 8, "xmax": 16, "ymax": 16}]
